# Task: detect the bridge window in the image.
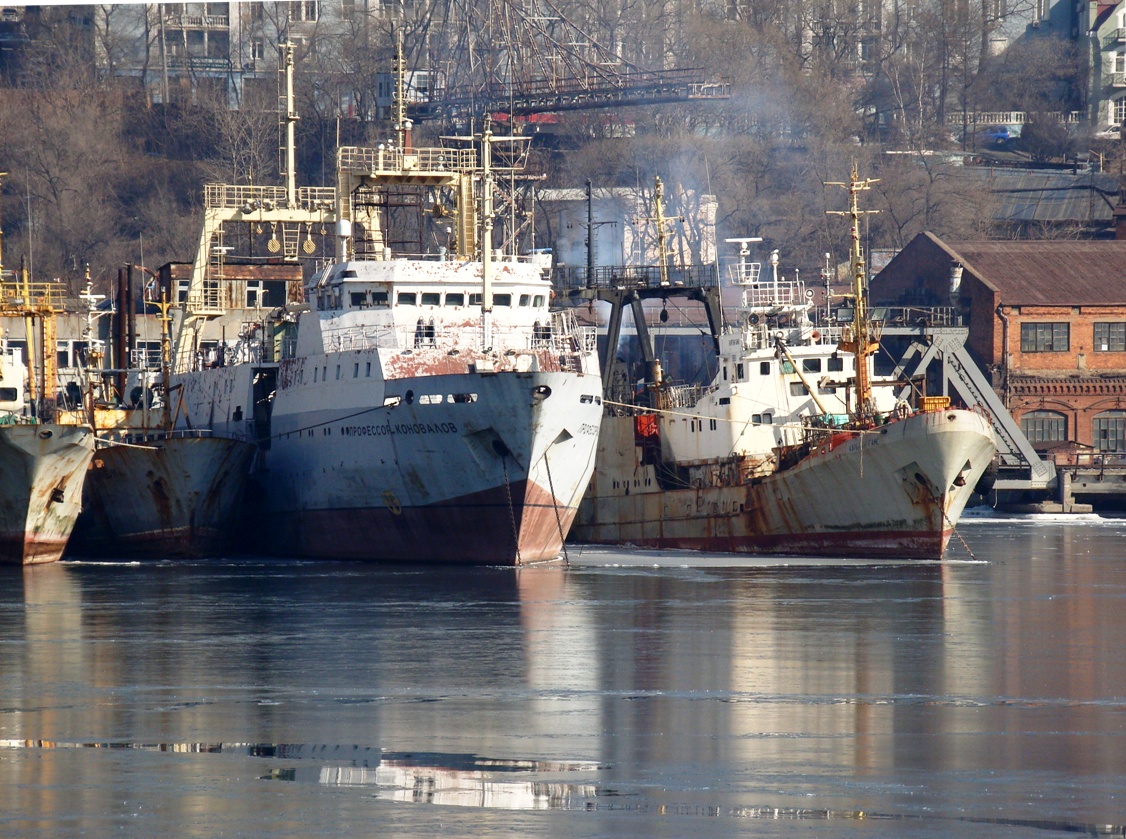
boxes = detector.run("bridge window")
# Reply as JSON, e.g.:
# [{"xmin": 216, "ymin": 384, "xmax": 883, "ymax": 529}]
[
  {"xmin": 1094, "ymin": 411, "xmax": 1126, "ymax": 452},
  {"xmin": 519, "ymin": 294, "xmax": 531, "ymax": 306},
  {"xmin": 760, "ymin": 361, "xmax": 770, "ymax": 375},
  {"xmin": 802, "ymin": 358, "xmax": 822, "ymax": 373},
  {"xmin": 1094, "ymin": 322, "xmax": 1126, "ymax": 352},
  {"xmin": 828, "ymin": 354, "xmax": 844, "ymax": 372},
  {"xmin": 421, "ymin": 292, "xmax": 441, "ymax": 306},
  {"xmin": 397, "ymin": 292, "xmax": 417, "ymax": 305},
  {"xmin": 445, "ymin": 292, "xmax": 464, "ymax": 306},
  {"xmin": 494, "ymin": 294, "xmax": 512, "ymax": 306},
  {"xmin": 1020, "ymin": 410, "xmax": 1066, "ymax": 447},
  {"xmin": 371, "ymin": 291, "xmax": 389, "ymax": 306},
  {"xmin": 789, "ymin": 382, "xmax": 808, "ymax": 396},
  {"xmin": 534, "ymin": 295, "xmax": 545, "ymax": 307},
  {"xmin": 1020, "ymin": 322, "xmax": 1068, "ymax": 352}
]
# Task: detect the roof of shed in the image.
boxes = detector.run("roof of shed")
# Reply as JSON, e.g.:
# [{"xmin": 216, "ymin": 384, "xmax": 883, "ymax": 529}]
[
  {"xmin": 928, "ymin": 233, "xmax": 1126, "ymax": 305},
  {"xmin": 966, "ymin": 168, "xmax": 1120, "ymax": 224}
]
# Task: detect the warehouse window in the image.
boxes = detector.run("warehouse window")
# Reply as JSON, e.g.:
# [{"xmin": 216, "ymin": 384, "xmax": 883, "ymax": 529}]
[
  {"xmin": 1020, "ymin": 322, "xmax": 1069, "ymax": 352},
  {"xmin": 1094, "ymin": 322, "xmax": 1126, "ymax": 352},
  {"xmin": 1020, "ymin": 410, "xmax": 1066, "ymax": 447},
  {"xmin": 1094, "ymin": 411, "xmax": 1126, "ymax": 452}
]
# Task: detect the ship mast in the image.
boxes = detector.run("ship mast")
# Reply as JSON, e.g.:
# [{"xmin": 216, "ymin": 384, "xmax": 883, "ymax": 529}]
[
  {"xmin": 282, "ymin": 40, "xmax": 298, "ymax": 208},
  {"xmin": 654, "ymin": 177, "xmax": 670, "ymax": 288},
  {"xmin": 826, "ymin": 164, "xmax": 879, "ymax": 422}
]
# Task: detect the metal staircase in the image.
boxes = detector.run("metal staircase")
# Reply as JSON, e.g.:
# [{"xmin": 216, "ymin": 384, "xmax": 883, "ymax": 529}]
[{"xmin": 883, "ymin": 324, "xmax": 1055, "ymax": 490}]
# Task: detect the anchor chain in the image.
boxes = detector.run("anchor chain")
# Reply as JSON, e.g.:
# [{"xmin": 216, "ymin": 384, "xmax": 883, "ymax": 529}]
[{"xmin": 501, "ymin": 455, "xmax": 522, "ymax": 565}]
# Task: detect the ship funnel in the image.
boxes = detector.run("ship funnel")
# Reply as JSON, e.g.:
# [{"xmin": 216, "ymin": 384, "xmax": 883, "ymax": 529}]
[{"xmin": 949, "ymin": 260, "xmax": 964, "ymax": 302}]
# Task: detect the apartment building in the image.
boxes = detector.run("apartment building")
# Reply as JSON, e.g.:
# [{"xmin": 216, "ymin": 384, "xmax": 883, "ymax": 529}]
[{"xmin": 95, "ymin": 1, "xmax": 366, "ymax": 107}]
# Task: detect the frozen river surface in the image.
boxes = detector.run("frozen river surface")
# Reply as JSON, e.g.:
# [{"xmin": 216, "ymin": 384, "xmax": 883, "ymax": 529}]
[{"xmin": 2, "ymin": 515, "xmax": 1125, "ymax": 838}]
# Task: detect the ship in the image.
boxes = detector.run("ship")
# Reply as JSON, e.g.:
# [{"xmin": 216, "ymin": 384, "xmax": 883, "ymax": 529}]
[
  {"xmin": 167, "ymin": 44, "xmax": 603, "ymax": 564},
  {"xmin": 72, "ymin": 432, "xmax": 256, "ymax": 558},
  {"xmin": 568, "ymin": 168, "xmax": 997, "ymax": 560},
  {"xmin": 67, "ymin": 282, "xmax": 257, "ymax": 558},
  {"xmin": 0, "ymin": 268, "xmax": 95, "ymax": 565}
]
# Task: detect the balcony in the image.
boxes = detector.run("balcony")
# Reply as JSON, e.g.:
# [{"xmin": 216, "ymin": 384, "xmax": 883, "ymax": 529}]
[
  {"xmin": 166, "ymin": 54, "xmax": 232, "ymax": 72},
  {"xmin": 162, "ymin": 14, "xmax": 229, "ymax": 28},
  {"xmin": 1106, "ymin": 72, "xmax": 1126, "ymax": 88}
]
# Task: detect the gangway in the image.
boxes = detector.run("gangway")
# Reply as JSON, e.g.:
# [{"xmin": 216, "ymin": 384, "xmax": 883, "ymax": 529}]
[{"xmin": 881, "ymin": 320, "xmax": 1055, "ymax": 491}]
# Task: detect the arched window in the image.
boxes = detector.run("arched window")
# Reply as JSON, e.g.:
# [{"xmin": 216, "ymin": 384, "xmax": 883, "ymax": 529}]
[
  {"xmin": 1020, "ymin": 410, "xmax": 1067, "ymax": 447},
  {"xmin": 1094, "ymin": 411, "xmax": 1126, "ymax": 452}
]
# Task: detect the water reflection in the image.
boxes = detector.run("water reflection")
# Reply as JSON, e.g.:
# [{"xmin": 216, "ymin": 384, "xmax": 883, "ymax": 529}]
[{"xmin": 1, "ymin": 521, "xmax": 1125, "ymax": 836}]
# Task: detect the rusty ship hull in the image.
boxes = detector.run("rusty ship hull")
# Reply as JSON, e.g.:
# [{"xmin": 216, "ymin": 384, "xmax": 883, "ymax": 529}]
[
  {"xmin": 0, "ymin": 423, "xmax": 95, "ymax": 565},
  {"xmin": 571, "ymin": 407, "xmax": 997, "ymax": 560},
  {"xmin": 70, "ymin": 434, "xmax": 257, "ymax": 558}
]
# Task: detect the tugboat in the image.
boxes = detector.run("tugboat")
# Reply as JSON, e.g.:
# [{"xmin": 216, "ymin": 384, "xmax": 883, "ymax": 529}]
[
  {"xmin": 569, "ymin": 167, "xmax": 997, "ymax": 559},
  {"xmin": 169, "ymin": 43, "xmax": 603, "ymax": 564},
  {"xmin": 0, "ymin": 264, "xmax": 94, "ymax": 565}
]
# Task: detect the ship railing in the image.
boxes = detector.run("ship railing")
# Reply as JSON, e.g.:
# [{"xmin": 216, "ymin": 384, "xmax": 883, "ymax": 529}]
[
  {"xmin": 323, "ymin": 323, "xmax": 401, "ymax": 352},
  {"xmin": 740, "ymin": 279, "xmax": 808, "ymax": 310},
  {"xmin": 338, "ymin": 145, "xmax": 478, "ymax": 176},
  {"xmin": 0, "ymin": 279, "xmax": 67, "ymax": 313},
  {"xmin": 739, "ymin": 323, "xmax": 841, "ymax": 350},
  {"xmin": 726, "ymin": 260, "xmax": 762, "ymax": 285},
  {"xmin": 320, "ymin": 314, "xmax": 598, "ymax": 360},
  {"xmin": 99, "ymin": 428, "xmax": 215, "ymax": 445},
  {"xmin": 552, "ymin": 263, "xmax": 719, "ymax": 292},
  {"xmin": 551, "ymin": 308, "xmax": 597, "ymax": 351},
  {"xmin": 204, "ymin": 183, "xmax": 337, "ymax": 212},
  {"xmin": 874, "ymin": 306, "xmax": 962, "ymax": 328},
  {"xmin": 662, "ymin": 383, "xmax": 715, "ymax": 409}
]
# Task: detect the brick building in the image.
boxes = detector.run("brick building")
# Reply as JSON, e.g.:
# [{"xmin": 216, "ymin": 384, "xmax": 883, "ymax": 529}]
[{"xmin": 872, "ymin": 232, "xmax": 1126, "ymax": 454}]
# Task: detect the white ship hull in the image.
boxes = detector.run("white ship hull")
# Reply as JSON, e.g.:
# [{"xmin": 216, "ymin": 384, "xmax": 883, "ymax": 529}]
[
  {"xmin": 0, "ymin": 423, "xmax": 95, "ymax": 565},
  {"xmin": 177, "ymin": 360, "xmax": 603, "ymax": 564},
  {"xmin": 572, "ymin": 408, "xmax": 996, "ymax": 559}
]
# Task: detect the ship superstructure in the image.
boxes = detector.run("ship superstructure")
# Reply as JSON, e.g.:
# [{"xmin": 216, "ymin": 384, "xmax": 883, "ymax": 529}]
[{"xmin": 569, "ymin": 168, "xmax": 997, "ymax": 559}]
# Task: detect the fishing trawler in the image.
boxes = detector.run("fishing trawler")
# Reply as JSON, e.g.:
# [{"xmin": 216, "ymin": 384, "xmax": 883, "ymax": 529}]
[
  {"xmin": 68, "ymin": 288, "xmax": 256, "ymax": 558},
  {"xmin": 0, "ymin": 268, "xmax": 94, "ymax": 565},
  {"xmin": 169, "ymin": 44, "xmax": 602, "ymax": 564},
  {"xmin": 569, "ymin": 168, "xmax": 997, "ymax": 559}
]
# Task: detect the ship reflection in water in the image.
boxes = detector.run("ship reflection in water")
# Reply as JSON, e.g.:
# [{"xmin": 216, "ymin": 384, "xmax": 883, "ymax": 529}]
[{"xmin": 3, "ymin": 517, "xmax": 1126, "ymax": 837}]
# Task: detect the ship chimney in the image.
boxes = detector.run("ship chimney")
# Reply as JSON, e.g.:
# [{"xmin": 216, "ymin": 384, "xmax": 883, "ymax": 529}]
[{"xmin": 949, "ymin": 260, "xmax": 964, "ymax": 302}]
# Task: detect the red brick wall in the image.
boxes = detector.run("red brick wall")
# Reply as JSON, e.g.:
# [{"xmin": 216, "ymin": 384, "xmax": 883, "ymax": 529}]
[{"xmin": 1006, "ymin": 305, "xmax": 1126, "ymax": 373}]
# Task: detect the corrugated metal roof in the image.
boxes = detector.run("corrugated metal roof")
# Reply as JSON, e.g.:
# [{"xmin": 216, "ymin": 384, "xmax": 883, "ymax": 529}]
[
  {"xmin": 966, "ymin": 168, "xmax": 1120, "ymax": 223},
  {"xmin": 944, "ymin": 238, "xmax": 1126, "ymax": 305}
]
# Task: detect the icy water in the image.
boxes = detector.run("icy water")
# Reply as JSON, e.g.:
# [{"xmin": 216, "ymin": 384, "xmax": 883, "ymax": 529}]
[{"xmin": 2, "ymin": 518, "xmax": 1126, "ymax": 838}]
